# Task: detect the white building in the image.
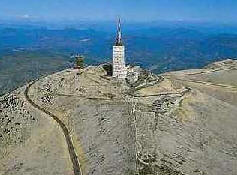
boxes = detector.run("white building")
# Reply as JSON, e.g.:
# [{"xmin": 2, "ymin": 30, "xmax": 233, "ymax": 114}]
[{"xmin": 113, "ymin": 19, "xmax": 127, "ymax": 79}]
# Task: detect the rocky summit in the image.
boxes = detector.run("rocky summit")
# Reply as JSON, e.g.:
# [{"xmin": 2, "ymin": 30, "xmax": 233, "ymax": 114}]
[{"xmin": 0, "ymin": 60, "xmax": 237, "ymax": 175}]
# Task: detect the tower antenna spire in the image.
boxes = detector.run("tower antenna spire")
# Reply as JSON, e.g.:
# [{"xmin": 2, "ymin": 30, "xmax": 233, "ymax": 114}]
[{"xmin": 116, "ymin": 18, "xmax": 123, "ymax": 46}]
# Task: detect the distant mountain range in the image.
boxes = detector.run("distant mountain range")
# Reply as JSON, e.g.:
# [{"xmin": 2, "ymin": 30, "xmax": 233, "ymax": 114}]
[{"xmin": 1, "ymin": 21, "xmax": 237, "ymax": 95}]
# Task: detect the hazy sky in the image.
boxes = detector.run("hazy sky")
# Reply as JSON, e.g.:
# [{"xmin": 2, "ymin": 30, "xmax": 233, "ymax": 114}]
[{"xmin": 0, "ymin": 0, "xmax": 237, "ymax": 23}]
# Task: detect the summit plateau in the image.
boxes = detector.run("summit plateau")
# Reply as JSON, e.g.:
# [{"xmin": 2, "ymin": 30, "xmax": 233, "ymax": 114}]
[{"xmin": 0, "ymin": 59, "xmax": 237, "ymax": 175}]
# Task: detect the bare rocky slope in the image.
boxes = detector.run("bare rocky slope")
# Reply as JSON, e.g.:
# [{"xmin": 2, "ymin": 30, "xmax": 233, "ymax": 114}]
[{"xmin": 0, "ymin": 59, "xmax": 237, "ymax": 175}]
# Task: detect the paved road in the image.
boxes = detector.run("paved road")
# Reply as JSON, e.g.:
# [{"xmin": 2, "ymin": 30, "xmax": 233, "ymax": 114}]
[
  {"xmin": 24, "ymin": 81, "xmax": 82, "ymax": 175},
  {"xmin": 164, "ymin": 68, "xmax": 237, "ymax": 91},
  {"xmin": 170, "ymin": 77, "xmax": 237, "ymax": 91}
]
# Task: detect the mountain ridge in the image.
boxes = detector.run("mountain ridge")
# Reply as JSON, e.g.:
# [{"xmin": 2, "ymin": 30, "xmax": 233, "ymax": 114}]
[{"xmin": 0, "ymin": 59, "xmax": 237, "ymax": 175}]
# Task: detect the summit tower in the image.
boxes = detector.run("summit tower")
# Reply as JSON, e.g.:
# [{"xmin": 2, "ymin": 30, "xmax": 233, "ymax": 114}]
[{"xmin": 112, "ymin": 18, "xmax": 127, "ymax": 79}]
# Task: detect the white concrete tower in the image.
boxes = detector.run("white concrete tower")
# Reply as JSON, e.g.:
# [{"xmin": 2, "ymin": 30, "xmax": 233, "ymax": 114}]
[{"xmin": 113, "ymin": 18, "xmax": 127, "ymax": 79}]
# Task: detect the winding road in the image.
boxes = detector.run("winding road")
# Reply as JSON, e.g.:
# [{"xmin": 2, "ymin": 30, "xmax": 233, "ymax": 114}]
[
  {"xmin": 164, "ymin": 68, "xmax": 237, "ymax": 91},
  {"xmin": 169, "ymin": 77, "xmax": 237, "ymax": 91},
  {"xmin": 24, "ymin": 81, "xmax": 82, "ymax": 175}
]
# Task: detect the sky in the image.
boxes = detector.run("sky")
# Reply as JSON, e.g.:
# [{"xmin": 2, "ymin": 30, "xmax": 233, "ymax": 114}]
[{"xmin": 0, "ymin": 0, "xmax": 237, "ymax": 23}]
